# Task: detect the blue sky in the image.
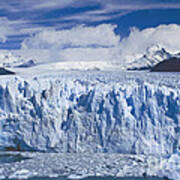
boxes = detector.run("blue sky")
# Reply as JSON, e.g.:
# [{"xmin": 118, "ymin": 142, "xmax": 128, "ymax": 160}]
[{"xmin": 1, "ymin": 0, "xmax": 180, "ymax": 49}]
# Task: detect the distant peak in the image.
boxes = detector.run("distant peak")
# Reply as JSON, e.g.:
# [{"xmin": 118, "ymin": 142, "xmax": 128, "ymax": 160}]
[
  {"xmin": 146, "ymin": 44, "xmax": 166, "ymax": 54},
  {"xmin": 126, "ymin": 44, "xmax": 172, "ymax": 71}
]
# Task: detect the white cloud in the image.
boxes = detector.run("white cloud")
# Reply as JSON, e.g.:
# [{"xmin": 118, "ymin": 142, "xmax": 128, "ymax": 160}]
[
  {"xmin": 32, "ymin": 0, "xmax": 76, "ymax": 10},
  {"xmin": 106, "ymin": 2, "xmax": 180, "ymax": 11},
  {"xmin": 0, "ymin": 0, "xmax": 76, "ymax": 12},
  {"xmin": 3, "ymin": 0, "xmax": 180, "ymax": 13},
  {"xmin": 119, "ymin": 24, "xmax": 180, "ymax": 57},
  {"xmin": 29, "ymin": 1, "xmax": 180, "ymax": 25},
  {"xmin": 0, "ymin": 18, "xmax": 14, "ymax": 42},
  {"xmin": 2, "ymin": 0, "xmax": 180, "ymax": 41},
  {"xmin": 21, "ymin": 24, "xmax": 120, "ymax": 49},
  {"xmin": 20, "ymin": 23, "xmax": 180, "ymax": 65},
  {"xmin": 0, "ymin": 17, "xmax": 48, "ymax": 43},
  {"xmin": 21, "ymin": 24, "xmax": 120, "ymax": 62},
  {"xmin": 61, "ymin": 10, "xmax": 130, "ymax": 23}
]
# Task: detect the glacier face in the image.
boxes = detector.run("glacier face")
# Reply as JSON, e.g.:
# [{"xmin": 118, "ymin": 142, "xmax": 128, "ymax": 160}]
[{"xmin": 0, "ymin": 71, "xmax": 179, "ymax": 155}]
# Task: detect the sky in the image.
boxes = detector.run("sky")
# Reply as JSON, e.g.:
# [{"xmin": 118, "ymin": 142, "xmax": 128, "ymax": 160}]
[{"xmin": 1, "ymin": 0, "xmax": 180, "ymax": 63}]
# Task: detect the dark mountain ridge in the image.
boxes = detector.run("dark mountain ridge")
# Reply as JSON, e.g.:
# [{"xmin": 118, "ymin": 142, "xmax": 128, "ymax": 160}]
[
  {"xmin": 151, "ymin": 57, "xmax": 180, "ymax": 72},
  {"xmin": 0, "ymin": 67, "xmax": 15, "ymax": 75}
]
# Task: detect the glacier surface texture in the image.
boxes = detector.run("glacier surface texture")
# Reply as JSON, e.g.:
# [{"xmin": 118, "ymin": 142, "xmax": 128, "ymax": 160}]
[{"xmin": 0, "ymin": 71, "xmax": 179, "ymax": 155}]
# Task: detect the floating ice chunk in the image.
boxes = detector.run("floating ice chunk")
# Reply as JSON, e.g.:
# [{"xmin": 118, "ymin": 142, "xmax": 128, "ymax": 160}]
[{"xmin": 9, "ymin": 169, "xmax": 30, "ymax": 179}]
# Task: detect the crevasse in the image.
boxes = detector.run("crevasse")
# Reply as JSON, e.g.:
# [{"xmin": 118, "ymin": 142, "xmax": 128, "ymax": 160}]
[{"xmin": 0, "ymin": 73, "xmax": 179, "ymax": 155}]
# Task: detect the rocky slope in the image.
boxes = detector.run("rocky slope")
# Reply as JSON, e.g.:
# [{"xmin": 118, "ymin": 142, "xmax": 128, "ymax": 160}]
[{"xmin": 151, "ymin": 57, "xmax": 180, "ymax": 72}]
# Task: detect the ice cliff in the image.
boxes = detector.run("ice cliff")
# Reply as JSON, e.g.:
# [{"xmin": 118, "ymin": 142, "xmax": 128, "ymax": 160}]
[{"xmin": 0, "ymin": 71, "xmax": 179, "ymax": 155}]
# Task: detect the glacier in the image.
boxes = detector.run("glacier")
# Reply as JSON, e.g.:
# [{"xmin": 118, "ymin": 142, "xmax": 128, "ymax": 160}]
[
  {"xmin": 0, "ymin": 59, "xmax": 179, "ymax": 179},
  {"xmin": 0, "ymin": 71, "xmax": 179, "ymax": 155}
]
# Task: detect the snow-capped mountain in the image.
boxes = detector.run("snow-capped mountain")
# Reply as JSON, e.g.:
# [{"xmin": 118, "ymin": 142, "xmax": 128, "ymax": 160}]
[
  {"xmin": 0, "ymin": 44, "xmax": 177, "ymax": 71},
  {"xmin": 126, "ymin": 44, "xmax": 173, "ymax": 70},
  {"xmin": 0, "ymin": 51, "xmax": 36, "ymax": 68}
]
